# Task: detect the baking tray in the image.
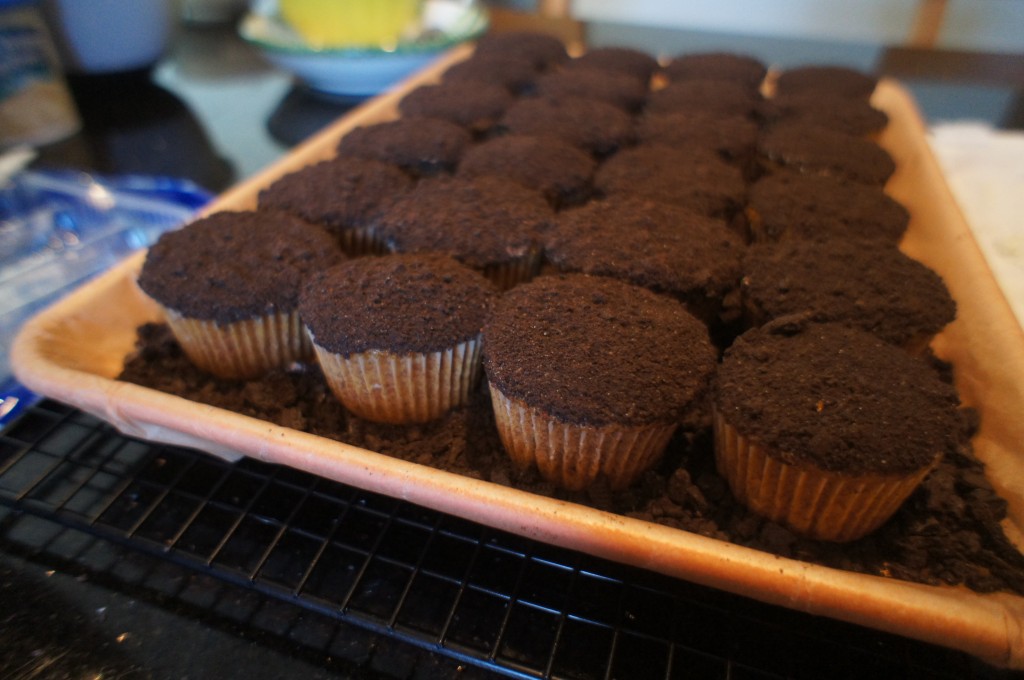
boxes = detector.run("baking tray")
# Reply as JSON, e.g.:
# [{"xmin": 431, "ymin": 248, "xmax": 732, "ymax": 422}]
[{"xmin": 11, "ymin": 44, "xmax": 1024, "ymax": 668}]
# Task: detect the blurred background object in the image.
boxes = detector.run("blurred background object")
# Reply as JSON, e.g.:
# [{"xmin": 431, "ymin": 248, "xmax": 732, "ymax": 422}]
[
  {"xmin": 240, "ymin": 0, "xmax": 488, "ymax": 97},
  {"xmin": 0, "ymin": 0, "xmax": 81, "ymax": 150},
  {"xmin": 178, "ymin": 0, "xmax": 249, "ymax": 25},
  {"xmin": 41, "ymin": 0, "xmax": 175, "ymax": 74},
  {"xmin": 278, "ymin": 0, "xmax": 424, "ymax": 48}
]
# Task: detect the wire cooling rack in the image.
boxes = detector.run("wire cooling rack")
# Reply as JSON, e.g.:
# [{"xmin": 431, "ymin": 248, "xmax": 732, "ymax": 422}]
[{"xmin": 1, "ymin": 398, "xmax": 1017, "ymax": 679}]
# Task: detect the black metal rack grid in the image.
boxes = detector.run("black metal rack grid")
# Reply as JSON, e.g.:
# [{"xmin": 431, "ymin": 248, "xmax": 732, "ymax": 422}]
[{"xmin": 1, "ymin": 398, "xmax": 1019, "ymax": 679}]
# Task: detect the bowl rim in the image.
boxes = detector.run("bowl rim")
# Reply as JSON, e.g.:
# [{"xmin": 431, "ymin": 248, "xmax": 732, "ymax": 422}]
[{"xmin": 239, "ymin": 0, "xmax": 489, "ymax": 57}]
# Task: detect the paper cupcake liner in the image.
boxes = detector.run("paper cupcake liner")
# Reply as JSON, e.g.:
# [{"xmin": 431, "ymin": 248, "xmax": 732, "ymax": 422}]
[
  {"xmin": 489, "ymin": 387, "xmax": 678, "ymax": 491},
  {"xmin": 165, "ymin": 308, "xmax": 310, "ymax": 380},
  {"xmin": 712, "ymin": 411, "xmax": 937, "ymax": 542},
  {"xmin": 338, "ymin": 225, "xmax": 387, "ymax": 257},
  {"xmin": 482, "ymin": 248, "xmax": 543, "ymax": 291},
  {"xmin": 313, "ymin": 338, "xmax": 483, "ymax": 424}
]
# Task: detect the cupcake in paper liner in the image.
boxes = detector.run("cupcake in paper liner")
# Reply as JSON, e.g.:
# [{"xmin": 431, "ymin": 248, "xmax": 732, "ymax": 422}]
[
  {"xmin": 712, "ymin": 317, "xmax": 962, "ymax": 542},
  {"xmin": 372, "ymin": 175, "xmax": 552, "ymax": 291},
  {"xmin": 136, "ymin": 210, "xmax": 343, "ymax": 379},
  {"xmin": 257, "ymin": 157, "xmax": 413, "ymax": 257},
  {"xmin": 483, "ymin": 274, "xmax": 718, "ymax": 491},
  {"xmin": 299, "ymin": 254, "xmax": 495, "ymax": 424},
  {"xmin": 740, "ymin": 238, "xmax": 956, "ymax": 356}
]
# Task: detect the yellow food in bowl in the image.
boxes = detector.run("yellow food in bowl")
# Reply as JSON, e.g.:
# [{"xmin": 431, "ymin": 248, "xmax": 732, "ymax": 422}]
[{"xmin": 279, "ymin": 0, "xmax": 423, "ymax": 49}]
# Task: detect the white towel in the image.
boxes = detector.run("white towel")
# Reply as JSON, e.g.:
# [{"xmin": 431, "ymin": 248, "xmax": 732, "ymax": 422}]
[{"xmin": 928, "ymin": 121, "xmax": 1024, "ymax": 331}]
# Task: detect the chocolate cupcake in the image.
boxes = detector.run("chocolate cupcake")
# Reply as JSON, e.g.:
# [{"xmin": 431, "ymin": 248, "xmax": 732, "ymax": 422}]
[
  {"xmin": 441, "ymin": 52, "xmax": 540, "ymax": 95},
  {"xmin": 635, "ymin": 110, "xmax": 760, "ymax": 169},
  {"xmin": 745, "ymin": 170, "xmax": 910, "ymax": 244},
  {"xmin": 457, "ymin": 134, "xmax": 596, "ymax": 209},
  {"xmin": 594, "ymin": 144, "xmax": 747, "ymax": 223},
  {"xmin": 373, "ymin": 175, "xmax": 553, "ymax": 289},
  {"xmin": 757, "ymin": 121, "xmax": 896, "ymax": 186},
  {"xmin": 472, "ymin": 30, "xmax": 569, "ymax": 71},
  {"xmin": 774, "ymin": 65, "xmax": 878, "ymax": 100},
  {"xmin": 741, "ymin": 239, "xmax": 957, "ymax": 353},
  {"xmin": 257, "ymin": 157, "xmax": 413, "ymax": 256},
  {"xmin": 136, "ymin": 210, "xmax": 343, "ymax": 379},
  {"xmin": 663, "ymin": 52, "xmax": 767, "ymax": 91},
  {"xmin": 335, "ymin": 117, "xmax": 471, "ymax": 177},
  {"xmin": 300, "ymin": 254, "xmax": 495, "ymax": 424},
  {"xmin": 397, "ymin": 81, "xmax": 514, "ymax": 136},
  {"xmin": 760, "ymin": 93, "xmax": 889, "ymax": 138},
  {"xmin": 545, "ymin": 197, "xmax": 744, "ymax": 326},
  {"xmin": 645, "ymin": 79, "xmax": 763, "ymax": 119},
  {"xmin": 565, "ymin": 46, "xmax": 661, "ymax": 84},
  {"xmin": 712, "ymin": 318, "xmax": 960, "ymax": 542},
  {"xmin": 533, "ymin": 67, "xmax": 648, "ymax": 112},
  {"xmin": 484, "ymin": 274, "xmax": 718, "ymax": 490},
  {"xmin": 497, "ymin": 95, "xmax": 635, "ymax": 157}
]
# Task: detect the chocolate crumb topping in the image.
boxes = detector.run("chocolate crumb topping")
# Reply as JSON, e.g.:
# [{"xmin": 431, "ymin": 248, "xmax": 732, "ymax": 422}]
[
  {"xmin": 373, "ymin": 175, "xmax": 552, "ymax": 270},
  {"xmin": 497, "ymin": 96, "xmax": 635, "ymax": 156},
  {"xmin": 546, "ymin": 197, "xmax": 744, "ymax": 309},
  {"xmin": 663, "ymin": 52, "xmax": 767, "ymax": 90},
  {"xmin": 300, "ymin": 254, "xmax": 495, "ymax": 356},
  {"xmin": 774, "ymin": 65, "xmax": 878, "ymax": 100},
  {"xmin": 565, "ymin": 47, "xmax": 661, "ymax": 84},
  {"xmin": 746, "ymin": 170, "xmax": 909, "ymax": 243},
  {"xmin": 257, "ymin": 157, "xmax": 413, "ymax": 237},
  {"xmin": 758, "ymin": 122, "xmax": 896, "ymax": 186},
  {"xmin": 398, "ymin": 81, "xmax": 514, "ymax": 134},
  {"xmin": 760, "ymin": 93, "xmax": 889, "ymax": 137},
  {"xmin": 483, "ymin": 274, "xmax": 717, "ymax": 426},
  {"xmin": 458, "ymin": 134, "xmax": 596, "ymax": 209},
  {"xmin": 533, "ymin": 67, "xmax": 648, "ymax": 112},
  {"xmin": 714, "ymin": 319, "xmax": 961, "ymax": 473},
  {"xmin": 137, "ymin": 210, "xmax": 342, "ymax": 324},
  {"xmin": 472, "ymin": 31, "xmax": 569, "ymax": 70},
  {"xmin": 336, "ymin": 118, "xmax": 471, "ymax": 176},
  {"xmin": 645, "ymin": 79, "xmax": 763, "ymax": 118},
  {"xmin": 595, "ymin": 144, "xmax": 746, "ymax": 220},
  {"xmin": 741, "ymin": 239, "xmax": 956, "ymax": 346}
]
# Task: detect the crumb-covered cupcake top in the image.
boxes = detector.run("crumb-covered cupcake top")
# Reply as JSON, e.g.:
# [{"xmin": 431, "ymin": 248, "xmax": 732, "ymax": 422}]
[
  {"xmin": 257, "ymin": 157, "xmax": 413, "ymax": 236},
  {"xmin": 533, "ymin": 67, "xmax": 648, "ymax": 112},
  {"xmin": 714, "ymin": 318, "xmax": 961, "ymax": 474},
  {"xmin": 472, "ymin": 30, "xmax": 569, "ymax": 70},
  {"xmin": 635, "ymin": 111, "xmax": 759, "ymax": 163},
  {"xmin": 759, "ymin": 93, "xmax": 889, "ymax": 138},
  {"xmin": 457, "ymin": 134, "xmax": 596, "ymax": 208},
  {"xmin": 441, "ymin": 52, "xmax": 540, "ymax": 94},
  {"xmin": 373, "ymin": 175, "xmax": 553, "ymax": 270},
  {"xmin": 564, "ymin": 46, "xmax": 661, "ymax": 84},
  {"xmin": 336, "ymin": 118, "xmax": 471, "ymax": 176},
  {"xmin": 137, "ymin": 210, "xmax": 342, "ymax": 324},
  {"xmin": 774, "ymin": 65, "xmax": 878, "ymax": 100},
  {"xmin": 497, "ymin": 95, "xmax": 635, "ymax": 156},
  {"xmin": 545, "ymin": 197, "xmax": 744, "ymax": 305},
  {"xmin": 741, "ymin": 239, "xmax": 956, "ymax": 347},
  {"xmin": 300, "ymin": 254, "xmax": 495, "ymax": 357},
  {"xmin": 398, "ymin": 81, "xmax": 514, "ymax": 134},
  {"xmin": 663, "ymin": 52, "xmax": 767, "ymax": 90},
  {"xmin": 645, "ymin": 79, "xmax": 763, "ymax": 118},
  {"xmin": 746, "ymin": 169, "xmax": 909, "ymax": 243},
  {"xmin": 595, "ymin": 144, "xmax": 747, "ymax": 220},
  {"xmin": 758, "ymin": 122, "xmax": 896, "ymax": 186},
  {"xmin": 483, "ymin": 274, "xmax": 717, "ymax": 426}
]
